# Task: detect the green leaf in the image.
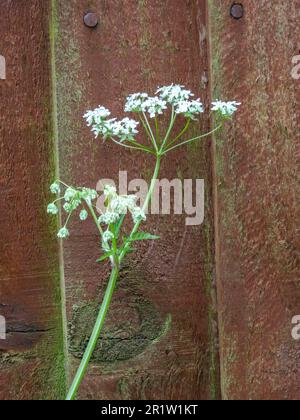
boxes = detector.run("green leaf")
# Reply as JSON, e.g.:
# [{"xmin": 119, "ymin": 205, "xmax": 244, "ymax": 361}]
[
  {"xmin": 96, "ymin": 251, "xmax": 113, "ymax": 263},
  {"xmin": 128, "ymin": 232, "xmax": 160, "ymax": 242},
  {"xmin": 114, "ymin": 214, "xmax": 126, "ymax": 238}
]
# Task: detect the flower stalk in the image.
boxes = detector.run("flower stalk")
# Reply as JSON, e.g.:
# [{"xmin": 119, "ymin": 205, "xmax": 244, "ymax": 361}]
[{"xmin": 47, "ymin": 85, "xmax": 240, "ymax": 400}]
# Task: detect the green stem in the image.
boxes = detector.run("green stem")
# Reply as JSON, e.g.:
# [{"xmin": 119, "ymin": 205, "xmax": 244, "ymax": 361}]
[
  {"xmin": 66, "ymin": 266, "xmax": 119, "ymax": 401},
  {"xmin": 87, "ymin": 203, "xmax": 104, "ymax": 237},
  {"xmin": 142, "ymin": 112, "xmax": 158, "ymax": 152},
  {"xmin": 154, "ymin": 117, "xmax": 161, "ymax": 144},
  {"xmin": 163, "ymin": 118, "xmax": 191, "ymax": 152},
  {"xmin": 164, "ymin": 123, "xmax": 223, "ymax": 154},
  {"xmin": 120, "ymin": 155, "xmax": 161, "ymax": 260},
  {"xmin": 110, "ymin": 137, "xmax": 154, "ymax": 155},
  {"xmin": 127, "ymin": 139, "xmax": 156, "ymax": 155},
  {"xmin": 160, "ymin": 107, "xmax": 176, "ymax": 153},
  {"xmin": 65, "ymin": 155, "xmax": 162, "ymax": 400}
]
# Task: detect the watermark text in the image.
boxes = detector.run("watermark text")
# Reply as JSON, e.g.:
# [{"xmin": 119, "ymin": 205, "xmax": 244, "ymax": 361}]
[
  {"xmin": 96, "ymin": 172, "xmax": 205, "ymax": 226},
  {"xmin": 0, "ymin": 55, "xmax": 6, "ymax": 80},
  {"xmin": 292, "ymin": 316, "xmax": 300, "ymax": 341},
  {"xmin": 0, "ymin": 315, "xmax": 6, "ymax": 340}
]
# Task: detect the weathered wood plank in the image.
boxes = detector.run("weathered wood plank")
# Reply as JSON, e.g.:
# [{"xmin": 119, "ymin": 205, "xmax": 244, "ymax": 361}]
[
  {"xmin": 209, "ymin": 0, "xmax": 300, "ymax": 400},
  {"xmin": 0, "ymin": 0, "xmax": 66, "ymax": 400},
  {"xmin": 53, "ymin": 0, "xmax": 220, "ymax": 400}
]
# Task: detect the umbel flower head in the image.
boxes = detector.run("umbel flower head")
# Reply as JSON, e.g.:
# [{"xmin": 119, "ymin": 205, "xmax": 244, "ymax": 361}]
[
  {"xmin": 211, "ymin": 101, "xmax": 241, "ymax": 117},
  {"xmin": 99, "ymin": 185, "xmax": 146, "ymax": 226},
  {"xmin": 47, "ymin": 181, "xmax": 99, "ymax": 239},
  {"xmin": 84, "ymin": 85, "xmax": 241, "ymax": 151}
]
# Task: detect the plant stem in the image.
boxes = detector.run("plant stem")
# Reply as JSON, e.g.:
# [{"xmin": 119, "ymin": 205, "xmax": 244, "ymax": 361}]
[
  {"xmin": 142, "ymin": 112, "xmax": 158, "ymax": 152},
  {"xmin": 119, "ymin": 155, "xmax": 161, "ymax": 260},
  {"xmin": 65, "ymin": 155, "xmax": 161, "ymax": 401},
  {"xmin": 66, "ymin": 266, "xmax": 119, "ymax": 401},
  {"xmin": 164, "ymin": 123, "xmax": 223, "ymax": 154},
  {"xmin": 87, "ymin": 203, "xmax": 104, "ymax": 237},
  {"xmin": 110, "ymin": 137, "xmax": 154, "ymax": 155},
  {"xmin": 163, "ymin": 118, "xmax": 191, "ymax": 151},
  {"xmin": 160, "ymin": 106, "xmax": 176, "ymax": 152}
]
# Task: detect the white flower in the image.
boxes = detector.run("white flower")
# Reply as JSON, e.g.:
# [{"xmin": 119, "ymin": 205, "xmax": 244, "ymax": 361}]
[
  {"xmin": 64, "ymin": 188, "xmax": 77, "ymax": 202},
  {"xmin": 175, "ymin": 99, "xmax": 204, "ymax": 119},
  {"xmin": 84, "ymin": 106, "xmax": 111, "ymax": 126},
  {"xmin": 124, "ymin": 195, "xmax": 138, "ymax": 210},
  {"xmin": 125, "ymin": 93, "xmax": 149, "ymax": 113},
  {"xmin": 80, "ymin": 209, "xmax": 88, "ymax": 221},
  {"xmin": 89, "ymin": 113, "xmax": 139, "ymax": 142},
  {"xmin": 63, "ymin": 197, "xmax": 81, "ymax": 212},
  {"xmin": 104, "ymin": 185, "xmax": 117, "ymax": 198},
  {"xmin": 142, "ymin": 97, "xmax": 167, "ymax": 118},
  {"xmin": 81, "ymin": 188, "xmax": 98, "ymax": 205},
  {"xmin": 47, "ymin": 203, "xmax": 59, "ymax": 215},
  {"xmin": 63, "ymin": 203, "xmax": 73, "ymax": 213},
  {"xmin": 130, "ymin": 207, "xmax": 146, "ymax": 224},
  {"xmin": 91, "ymin": 118, "xmax": 116, "ymax": 139},
  {"xmin": 100, "ymin": 188, "xmax": 140, "ymax": 225},
  {"xmin": 57, "ymin": 227, "xmax": 70, "ymax": 239},
  {"xmin": 110, "ymin": 196, "xmax": 129, "ymax": 215},
  {"xmin": 98, "ymin": 212, "xmax": 120, "ymax": 225},
  {"xmin": 211, "ymin": 101, "xmax": 241, "ymax": 117},
  {"xmin": 50, "ymin": 183, "xmax": 60, "ymax": 195},
  {"xmin": 111, "ymin": 118, "xmax": 139, "ymax": 142},
  {"xmin": 156, "ymin": 84, "xmax": 193, "ymax": 104},
  {"xmin": 102, "ymin": 231, "xmax": 114, "ymax": 243}
]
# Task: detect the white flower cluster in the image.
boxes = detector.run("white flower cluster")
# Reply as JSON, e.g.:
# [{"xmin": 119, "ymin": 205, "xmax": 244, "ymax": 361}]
[
  {"xmin": 125, "ymin": 84, "xmax": 204, "ymax": 120},
  {"xmin": 143, "ymin": 97, "xmax": 168, "ymax": 118},
  {"xmin": 50, "ymin": 182, "xmax": 61, "ymax": 195},
  {"xmin": 57, "ymin": 227, "xmax": 70, "ymax": 239},
  {"xmin": 156, "ymin": 84, "xmax": 193, "ymax": 104},
  {"xmin": 99, "ymin": 185, "xmax": 146, "ymax": 226},
  {"xmin": 47, "ymin": 203, "xmax": 59, "ymax": 215},
  {"xmin": 175, "ymin": 99, "xmax": 204, "ymax": 120},
  {"xmin": 84, "ymin": 107, "xmax": 139, "ymax": 142},
  {"xmin": 84, "ymin": 106, "xmax": 111, "ymax": 126},
  {"xmin": 125, "ymin": 93, "xmax": 149, "ymax": 113},
  {"xmin": 125, "ymin": 93, "xmax": 167, "ymax": 119},
  {"xmin": 211, "ymin": 101, "xmax": 241, "ymax": 117},
  {"xmin": 48, "ymin": 182, "xmax": 99, "ymax": 239},
  {"xmin": 84, "ymin": 88, "xmax": 241, "ymax": 143}
]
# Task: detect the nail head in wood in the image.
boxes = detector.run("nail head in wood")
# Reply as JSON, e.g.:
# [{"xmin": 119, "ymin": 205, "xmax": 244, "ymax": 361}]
[
  {"xmin": 84, "ymin": 12, "xmax": 99, "ymax": 28},
  {"xmin": 230, "ymin": 3, "xmax": 244, "ymax": 20}
]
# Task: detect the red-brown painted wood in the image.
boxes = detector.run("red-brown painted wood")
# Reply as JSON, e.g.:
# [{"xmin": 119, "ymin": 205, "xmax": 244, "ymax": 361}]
[
  {"xmin": 0, "ymin": 0, "xmax": 65, "ymax": 400},
  {"xmin": 54, "ymin": 0, "xmax": 220, "ymax": 400},
  {"xmin": 209, "ymin": 0, "xmax": 300, "ymax": 400}
]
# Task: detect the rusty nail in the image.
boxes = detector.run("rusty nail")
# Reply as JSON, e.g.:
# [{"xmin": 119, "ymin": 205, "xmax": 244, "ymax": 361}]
[
  {"xmin": 230, "ymin": 3, "xmax": 244, "ymax": 20},
  {"xmin": 84, "ymin": 12, "xmax": 99, "ymax": 28}
]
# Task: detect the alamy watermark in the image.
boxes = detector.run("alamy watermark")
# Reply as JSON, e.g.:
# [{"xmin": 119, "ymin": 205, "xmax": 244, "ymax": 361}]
[
  {"xmin": 291, "ymin": 54, "xmax": 300, "ymax": 80},
  {"xmin": 291, "ymin": 316, "xmax": 300, "ymax": 341},
  {"xmin": 0, "ymin": 315, "xmax": 6, "ymax": 340},
  {"xmin": 0, "ymin": 54, "xmax": 5, "ymax": 80},
  {"xmin": 96, "ymin": 171, "xmax": 205, "ymax": 226}
]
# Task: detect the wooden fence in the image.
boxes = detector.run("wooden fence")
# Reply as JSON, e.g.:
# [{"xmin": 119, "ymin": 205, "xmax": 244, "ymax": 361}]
[{"xmin": 0, "ymin": 0, "xmax": 299, "ymax": 400}]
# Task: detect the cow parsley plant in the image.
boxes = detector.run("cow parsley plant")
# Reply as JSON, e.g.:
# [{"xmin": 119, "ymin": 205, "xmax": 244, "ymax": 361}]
[{"xmin": 48, "ymin": 84, "xmax": 240, "ymax": 400}]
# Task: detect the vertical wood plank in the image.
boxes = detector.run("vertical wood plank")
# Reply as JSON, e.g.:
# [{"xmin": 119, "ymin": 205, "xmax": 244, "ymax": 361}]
[
  {"xmin": 209, "ymin": 0, "xmax": 300, "ymax": 400},
  {"xmin": 0, "ymin": 0, "xmax": 66, "ymax": 400},
  {"xmin": 54, "ymin": 0, "xmax": 220, "ymax": 400}
]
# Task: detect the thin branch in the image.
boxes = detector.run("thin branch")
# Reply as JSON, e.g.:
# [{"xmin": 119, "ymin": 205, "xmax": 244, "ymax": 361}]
[
  {"xmin": 163, "ymin": 118, "xmax": 191, "ymax": 151},
  {"xmin": 163, "ymin": 124, "xmax": 223, "ymax": 154},
  {"xmin": 110, "ymin": 137, "xmax": 155, "ymax": 155},
  {"xmin": 142, "ymin": 112, "xmax": 158, "ymax": 152}
]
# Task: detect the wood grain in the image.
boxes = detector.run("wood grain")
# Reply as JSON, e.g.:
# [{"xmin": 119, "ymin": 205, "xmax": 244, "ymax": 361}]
[
  {"xmin": 0, "ymin": 0, "xmax": 65, "ymax": 400},
  {"xmin": 53, "ymin": 0, "xmax": 220, "ymax": 400},
  {"xmin": 209, "ymin": 0, "xmax": 300, "ymax": 400}
]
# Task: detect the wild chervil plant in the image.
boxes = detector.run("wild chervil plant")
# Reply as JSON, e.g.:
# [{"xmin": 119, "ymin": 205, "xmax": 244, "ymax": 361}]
[{"xmin": 48, "ymin": 85, "xmax": 240, "ymax": 400}]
